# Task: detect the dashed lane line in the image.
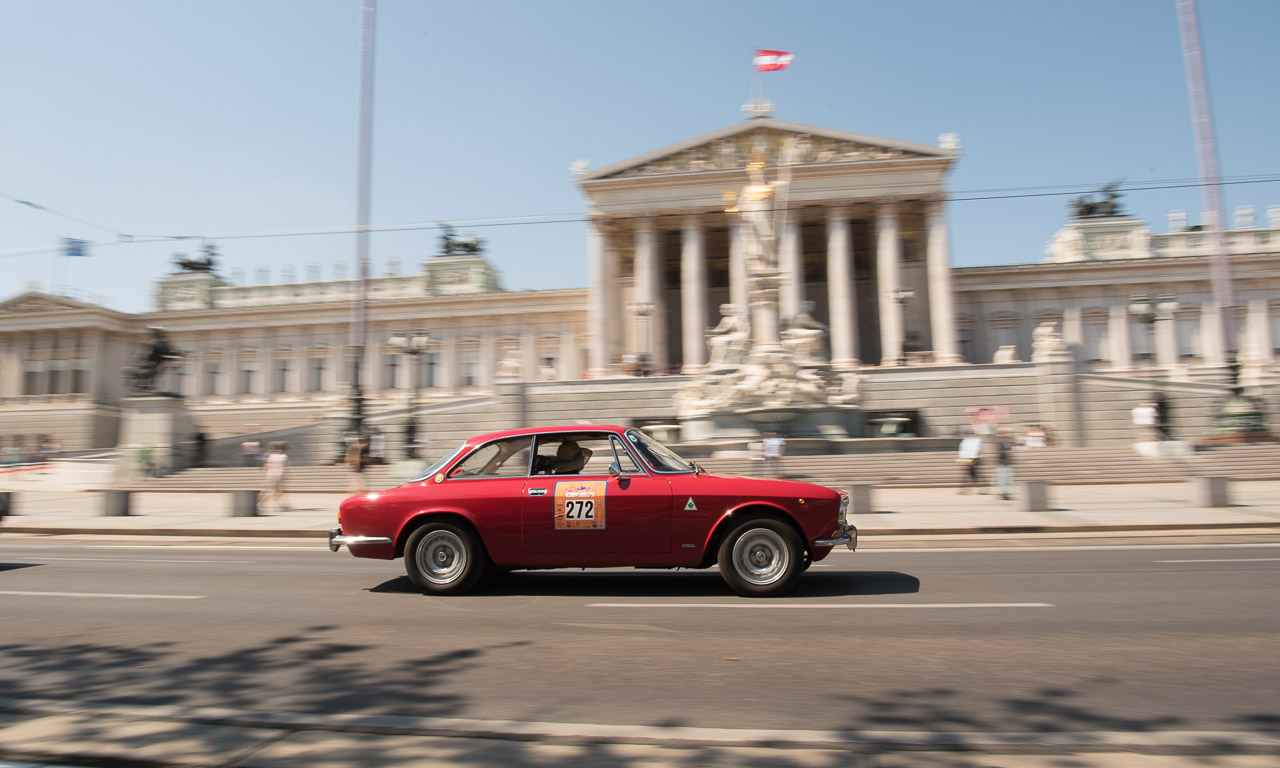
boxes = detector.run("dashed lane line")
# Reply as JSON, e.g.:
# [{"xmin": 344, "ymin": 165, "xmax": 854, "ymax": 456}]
[
  {"xmin": 1155, "ymin": 557, "xmax": 1280, "ymax": 563},
  {"xmin": 588, "ymin": 602, "xmax": 1054, "ymax": 609},
  {"xmin": 845, "ymin": 542, "xmax": 1280, "ymax": 554},
  {"xmin": 0, "ymin": 590, "xmax": 204, "ymax": 600}
]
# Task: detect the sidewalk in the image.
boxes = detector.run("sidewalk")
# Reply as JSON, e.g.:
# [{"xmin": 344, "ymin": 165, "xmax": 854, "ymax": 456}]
[{"xmin": 3, "ymin": 480, "xmax": 1280, "ymax": 537}]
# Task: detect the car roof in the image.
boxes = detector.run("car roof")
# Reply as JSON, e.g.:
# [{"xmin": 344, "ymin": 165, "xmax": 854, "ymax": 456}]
[{"xmin": 465, "ymin": 425, "xmax": 630, "ymax": 444}]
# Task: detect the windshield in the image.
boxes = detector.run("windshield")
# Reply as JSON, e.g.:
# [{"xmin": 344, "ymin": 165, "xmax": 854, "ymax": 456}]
[
  {"xmin": 625, "ymin": 429, "xmax": 693, "ymax": 473},
  {"xmin": 409, "ymin": 442, "xmax": 466, "ymax": 483}
]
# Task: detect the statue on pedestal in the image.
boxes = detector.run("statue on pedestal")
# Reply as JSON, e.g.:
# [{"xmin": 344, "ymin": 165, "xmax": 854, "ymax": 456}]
[
  {"xmin": 675, "ymin": 142, "xmax": 855, "ymax": 437},
  {"xmin": 706, "ymin": 304, "xmax": 750, "ymax": 369},
  {"xmin": 124, "ymin": 326, "xmax": 185, "ymax": 394}
]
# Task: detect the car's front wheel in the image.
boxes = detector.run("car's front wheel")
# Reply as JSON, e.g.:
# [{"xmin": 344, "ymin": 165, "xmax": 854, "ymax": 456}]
[
  {"xmin": 404, "ymin": 522, "xmax": 488, "ymax": 595},
  {"xmin": 717, "ymin": 516, "xmax": 804, "ymax": 597}
]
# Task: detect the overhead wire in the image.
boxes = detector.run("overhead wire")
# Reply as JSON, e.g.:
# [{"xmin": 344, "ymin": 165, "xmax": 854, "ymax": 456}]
[{"xmin": 1, "ymin": 173, "xmax": 1278, "ymax": 261}]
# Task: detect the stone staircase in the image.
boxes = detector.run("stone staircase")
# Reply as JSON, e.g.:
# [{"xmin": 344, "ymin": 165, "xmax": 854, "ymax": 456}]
[
  {"xmin": 116, "ymin": 464, "xmax": 408, "ymax": 493},
  {"xmin": 699, "ymin": 442, "xmax": 1280, "ymax": 488},
  {"xmin": 113, "ymin": 442, "xmax": 1280, "ymax": 492}
]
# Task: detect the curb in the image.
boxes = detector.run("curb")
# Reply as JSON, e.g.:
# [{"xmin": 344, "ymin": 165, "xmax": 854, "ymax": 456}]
[{"xmin": 5, "ymin": 521, "xmax": 1280, "ymax": 539}]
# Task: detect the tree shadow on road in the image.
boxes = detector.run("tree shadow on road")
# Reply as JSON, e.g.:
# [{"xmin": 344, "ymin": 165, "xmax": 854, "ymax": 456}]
[{"xmin": 367, "ymin": 570, "xmax": 919, "ymax": 599}]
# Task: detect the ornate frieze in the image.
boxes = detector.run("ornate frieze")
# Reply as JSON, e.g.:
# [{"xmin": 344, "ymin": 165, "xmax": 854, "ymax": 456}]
[{"xmin": 609, "ymin": 130, "xmax": 926, "ymax": 179}]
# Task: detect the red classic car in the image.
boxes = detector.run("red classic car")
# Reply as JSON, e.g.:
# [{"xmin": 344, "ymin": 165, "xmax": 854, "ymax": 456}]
[{"xmin": 329, "ymin": 425, "xmax": 857, "ymax": 597}]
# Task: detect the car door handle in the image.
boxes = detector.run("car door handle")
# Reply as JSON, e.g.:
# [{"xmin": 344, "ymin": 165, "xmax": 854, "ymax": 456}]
[{"xmin": 528, "ymin": 488, "xmax": 547, "ymax": 496}]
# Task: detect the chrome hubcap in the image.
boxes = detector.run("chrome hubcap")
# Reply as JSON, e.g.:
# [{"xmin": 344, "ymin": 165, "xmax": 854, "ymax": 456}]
[
  {"xmin": 416, "ymin": 530, "xmax": 467, "ymax": 584},
  {"xmin": 733, "ymin": 528, "xmax": 789, "ymax": 586}
]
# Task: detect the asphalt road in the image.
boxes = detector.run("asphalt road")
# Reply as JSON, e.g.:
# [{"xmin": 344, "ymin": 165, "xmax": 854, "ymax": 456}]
[{"xmin": 1, "ymin": 533, "xmax": 1278, "ymax": 745}]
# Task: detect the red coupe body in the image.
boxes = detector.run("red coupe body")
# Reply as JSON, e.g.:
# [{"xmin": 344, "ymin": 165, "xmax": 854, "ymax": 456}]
[{"xmin": 331, "ymin": 425, "xmax": 856, "ymax": 596}]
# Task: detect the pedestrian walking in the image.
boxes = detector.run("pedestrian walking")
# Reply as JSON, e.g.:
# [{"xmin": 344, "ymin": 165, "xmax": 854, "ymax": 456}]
[
  {"xmin": 762, "ymin": 431, "xmax": 786, "ymax": 478},
  {"xmin": 346, "ymin": 436, "xmax": 370, "ymax": 493},
  {"xmin": 261, "ymin": 441, "xmax": 291, "ymax": 511},
  {"xmin": 992, "ymin": 428, "xmax": 1016, "ymax": 500},
  {"xmin": 1131, "ymin": 402, "xmax": 1158, "ymax": 442},
  {"xmin": 956, "ymin": 430, "xmax": 983, "ymax": 493}
]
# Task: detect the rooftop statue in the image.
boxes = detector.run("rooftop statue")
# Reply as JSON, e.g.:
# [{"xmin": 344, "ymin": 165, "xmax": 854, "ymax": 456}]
[
  {"xmin": 438, "ymin": 224, "xmax": 485, "ymax": 256},
  {"xmin": 174, "ymin": 243, "xmax": 219, "ymax": 274},
  {"xmin": 1069, "ymin": 182, "xmax": 1125, "ymax": 219},
  {"xmin": 124, "ymin": 326, "xmax": 185, "ymax": 394}
]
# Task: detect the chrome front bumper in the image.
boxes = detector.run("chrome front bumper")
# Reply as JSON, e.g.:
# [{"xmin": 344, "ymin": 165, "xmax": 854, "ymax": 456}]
[
  {"xmin": 814, "ymin": 524, "xmax": 858, "ymax": 551},
  {"xmin": 328, "ymin": 526, "xmax": 393, "ymax": 552}
]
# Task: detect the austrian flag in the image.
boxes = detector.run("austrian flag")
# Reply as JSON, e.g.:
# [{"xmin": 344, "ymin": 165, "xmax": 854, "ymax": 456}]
[{"xmin": 754, "ymin": 49, "xmax": 795, "ymax": 72}]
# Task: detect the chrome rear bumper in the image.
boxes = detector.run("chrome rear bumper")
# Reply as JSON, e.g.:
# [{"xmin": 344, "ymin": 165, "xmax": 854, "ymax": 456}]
[
  {"xmin": 328, "ymin": 526, "xmax": 393, "ymax": 552},
  {"xmin": 814, "ymin": 524, "xmax": 858, "ymax": 551}
]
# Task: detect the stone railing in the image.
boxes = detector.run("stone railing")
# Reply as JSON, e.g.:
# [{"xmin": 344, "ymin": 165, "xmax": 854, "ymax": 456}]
[{"xmin": 1150, "ymin": 226, "xmax": 1280, "ymax": 258}]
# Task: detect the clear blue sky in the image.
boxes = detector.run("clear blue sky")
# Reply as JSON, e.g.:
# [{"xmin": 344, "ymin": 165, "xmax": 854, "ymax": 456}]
[{"xmin": 3, "ymin": 0, "xmax": 1278, "ymax": 313}]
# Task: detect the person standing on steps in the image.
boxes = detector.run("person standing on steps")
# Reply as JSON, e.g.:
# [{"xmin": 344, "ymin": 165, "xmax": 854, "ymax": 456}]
[{"xmin": 762, "ymin": 431, "xmax": 786, "ymax": 478}]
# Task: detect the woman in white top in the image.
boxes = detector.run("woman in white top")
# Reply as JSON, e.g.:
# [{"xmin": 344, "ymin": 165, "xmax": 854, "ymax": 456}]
[{"xmin": 262, "ymin": 441, "xmax": 290, "ymax": 511}]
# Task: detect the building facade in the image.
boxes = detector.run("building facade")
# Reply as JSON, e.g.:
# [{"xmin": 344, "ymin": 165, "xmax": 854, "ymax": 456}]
[{"xmin": 2, "ymin": 114, "xmax": 1278, "ymax": 453}]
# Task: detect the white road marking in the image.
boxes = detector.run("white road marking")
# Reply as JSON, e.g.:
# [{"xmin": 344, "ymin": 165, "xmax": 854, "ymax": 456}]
[
  {"xmin": 13, "ymin": 557, "xmax": 255, "ymax": 564},
  {"xmin": 86, "ymin": 545, "xmax": 321, "ymax": 551},
  {"xmin": 556, "ymin": 622, "xmax": 679, "ymax": 632},
  {"xmin": 847, "ymin": 542, "xmax": 1280, "ymax": 554},
  {"xmin": 0, "ymin": 590, "xmax": 204, "ymax": 600},
  {"xmin": 588, "ymin": 602, "xmax": 1054, "ymax": 609},
  {"xmin": 1156, "ymin": 557, "xmax": 1280, "ymax": 563},
  {"xmin": 1, "ymin": 695, "xmax": 1275, "ymax": 749}
]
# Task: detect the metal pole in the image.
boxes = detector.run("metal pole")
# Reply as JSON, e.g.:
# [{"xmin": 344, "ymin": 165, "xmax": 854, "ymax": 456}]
[
  {"xmin": 1176, "ymin": 0, "xmax": 1236, "ymax": 359},
  {"xmin": 349, "ymin": 0, "xmax": 377, "ymax": 438}
]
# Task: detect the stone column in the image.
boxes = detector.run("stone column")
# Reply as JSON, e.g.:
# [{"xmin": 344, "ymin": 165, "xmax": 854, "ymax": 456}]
[
  {"xmin": 0, "ymin": 334, "xmax": 15, "ymax": 397},
  {"xmin": 84, "ymin": 329, "xmax": 104, "ymax": 397},
  {"xmin": 330, "ymin": 340, "xmax": 345, "ymax": 394},
  {"xmin": 559, "ymin": 321, "xmax": 577, "ymax": 380},
  {"xmin": 634, "ymin": 219, "xmax": 663, "ymax": 368},
  {"xmin": 522, "ymin": 329, "xmax": 537, "ymax": 381},
  {"xmin": 1108, "ymin": 302, "xmax": 1131, "ymax": 369},
  {"xmin": 681, "ymin": 216, "xmax": 708, "ymax": 372},
  {"xmin": 294, "ymin": 336, "xmax": 308, "ymax": 394},
  {"xmin": 926, "ymin": 200, "xmax": 962, "ymax": 363},
  {"xmin": 440, "ymin": 331, "xmax": 456, "ymax": 393},
  {"xmin": 479, "ymin": 331, "xmax": 494, "ymax": 388},
  {"xmin": 729, "ymin": 222, "xmax": 748, "ymax": 309},
  {"xmin": 586, "ymin": 216, "xmax": 610, "ymax": 376},
  {"xmin": 1201, "ymin": 302, "xmax": 1225, "ymax": 366},
  {"xmin": 826, "ymin": 208, "xmax": 858, "ymax": 369},
  {"xmin": 1154, "ymin": 304, "xmax": 1180, "ymax": 369},
  {"xmin": 1246, "ymin": 298, "xmax": 1272, "ymax": 361},
  {"xmin": 779, "ymin": 219, "xmax": 803, "ymax": 323},
  {"xmin": 876, "ymin": 203, "xmax": 904, "ymax": 366}
]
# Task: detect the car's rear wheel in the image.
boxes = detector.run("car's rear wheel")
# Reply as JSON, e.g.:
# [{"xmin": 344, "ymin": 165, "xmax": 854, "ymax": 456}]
[
  {"xmin": 717, "ymin": 516, "xmax": 804, "ymax": 597},
  {"xmin": 404, "ymin": 522, "xmax": 487, "ymax": 595}
]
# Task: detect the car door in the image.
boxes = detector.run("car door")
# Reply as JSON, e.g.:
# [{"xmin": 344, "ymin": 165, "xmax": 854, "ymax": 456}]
[{"xmin": 520, "ymin": 433, "xmax": 672, "ymax": 554}]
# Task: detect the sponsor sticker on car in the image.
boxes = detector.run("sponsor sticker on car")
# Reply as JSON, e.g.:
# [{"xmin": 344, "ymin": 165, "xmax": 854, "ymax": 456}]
[{"xmin": 554, "ymin": 480, "xmax": 607, "ymax": 531}]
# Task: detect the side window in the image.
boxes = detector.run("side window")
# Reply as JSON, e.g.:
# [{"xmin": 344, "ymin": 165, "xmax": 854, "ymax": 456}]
[
  {"xmin": 532, "ymin": 434, "xmax": 632, "ymax": 476},
  {"xmin": 610, "ymin": 436, "xmax": 644, "ymax": 474},
  {"xmin": 448, "ymin": 437, "xmax": 532, "ymax": 478}
]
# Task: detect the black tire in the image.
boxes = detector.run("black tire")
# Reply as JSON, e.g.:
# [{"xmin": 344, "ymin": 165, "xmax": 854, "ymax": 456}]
[
  {"xmin": 404, "ymin": 522, "xmax": 488, "ymax": 595},
  {"xmin": 717, "ymin": 515, "xmax": 804, "ymax": 597}
]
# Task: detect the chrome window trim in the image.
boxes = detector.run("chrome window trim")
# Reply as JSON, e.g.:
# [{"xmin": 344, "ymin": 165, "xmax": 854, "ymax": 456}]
[
  {"xmin": 445, "ymin": 435, "xmax": 535, "ymax": 481},
  {"xmin": 529, "ymin": 430, "xmax": 653, "ymax": 479}
]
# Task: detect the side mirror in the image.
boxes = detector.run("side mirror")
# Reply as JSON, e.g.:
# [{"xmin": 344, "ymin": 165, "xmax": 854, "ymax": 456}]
[{"xmin": 608, "ymin": 461, "xmax": 621, "ymax": 477}]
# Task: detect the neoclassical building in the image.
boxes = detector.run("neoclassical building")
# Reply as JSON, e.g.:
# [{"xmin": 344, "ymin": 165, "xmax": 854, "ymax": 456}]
[{"xmin": 2, "ymin": 112, "xmax": 1278, "ymax": 453}]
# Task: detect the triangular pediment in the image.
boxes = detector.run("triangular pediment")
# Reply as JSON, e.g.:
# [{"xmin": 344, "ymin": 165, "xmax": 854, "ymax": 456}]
[
  {"xmin": 0, "ymin": 291, "xmax": 103, "ymax": 315},
  {"xmin": 581, "ymin": 118, "xmax": 955, "ymax": 182}
]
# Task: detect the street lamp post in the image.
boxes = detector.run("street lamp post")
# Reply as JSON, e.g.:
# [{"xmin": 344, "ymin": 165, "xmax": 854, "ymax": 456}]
[{"xmin": 389, "ymin": 330, "xmax": 430, "ymax": 458}]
